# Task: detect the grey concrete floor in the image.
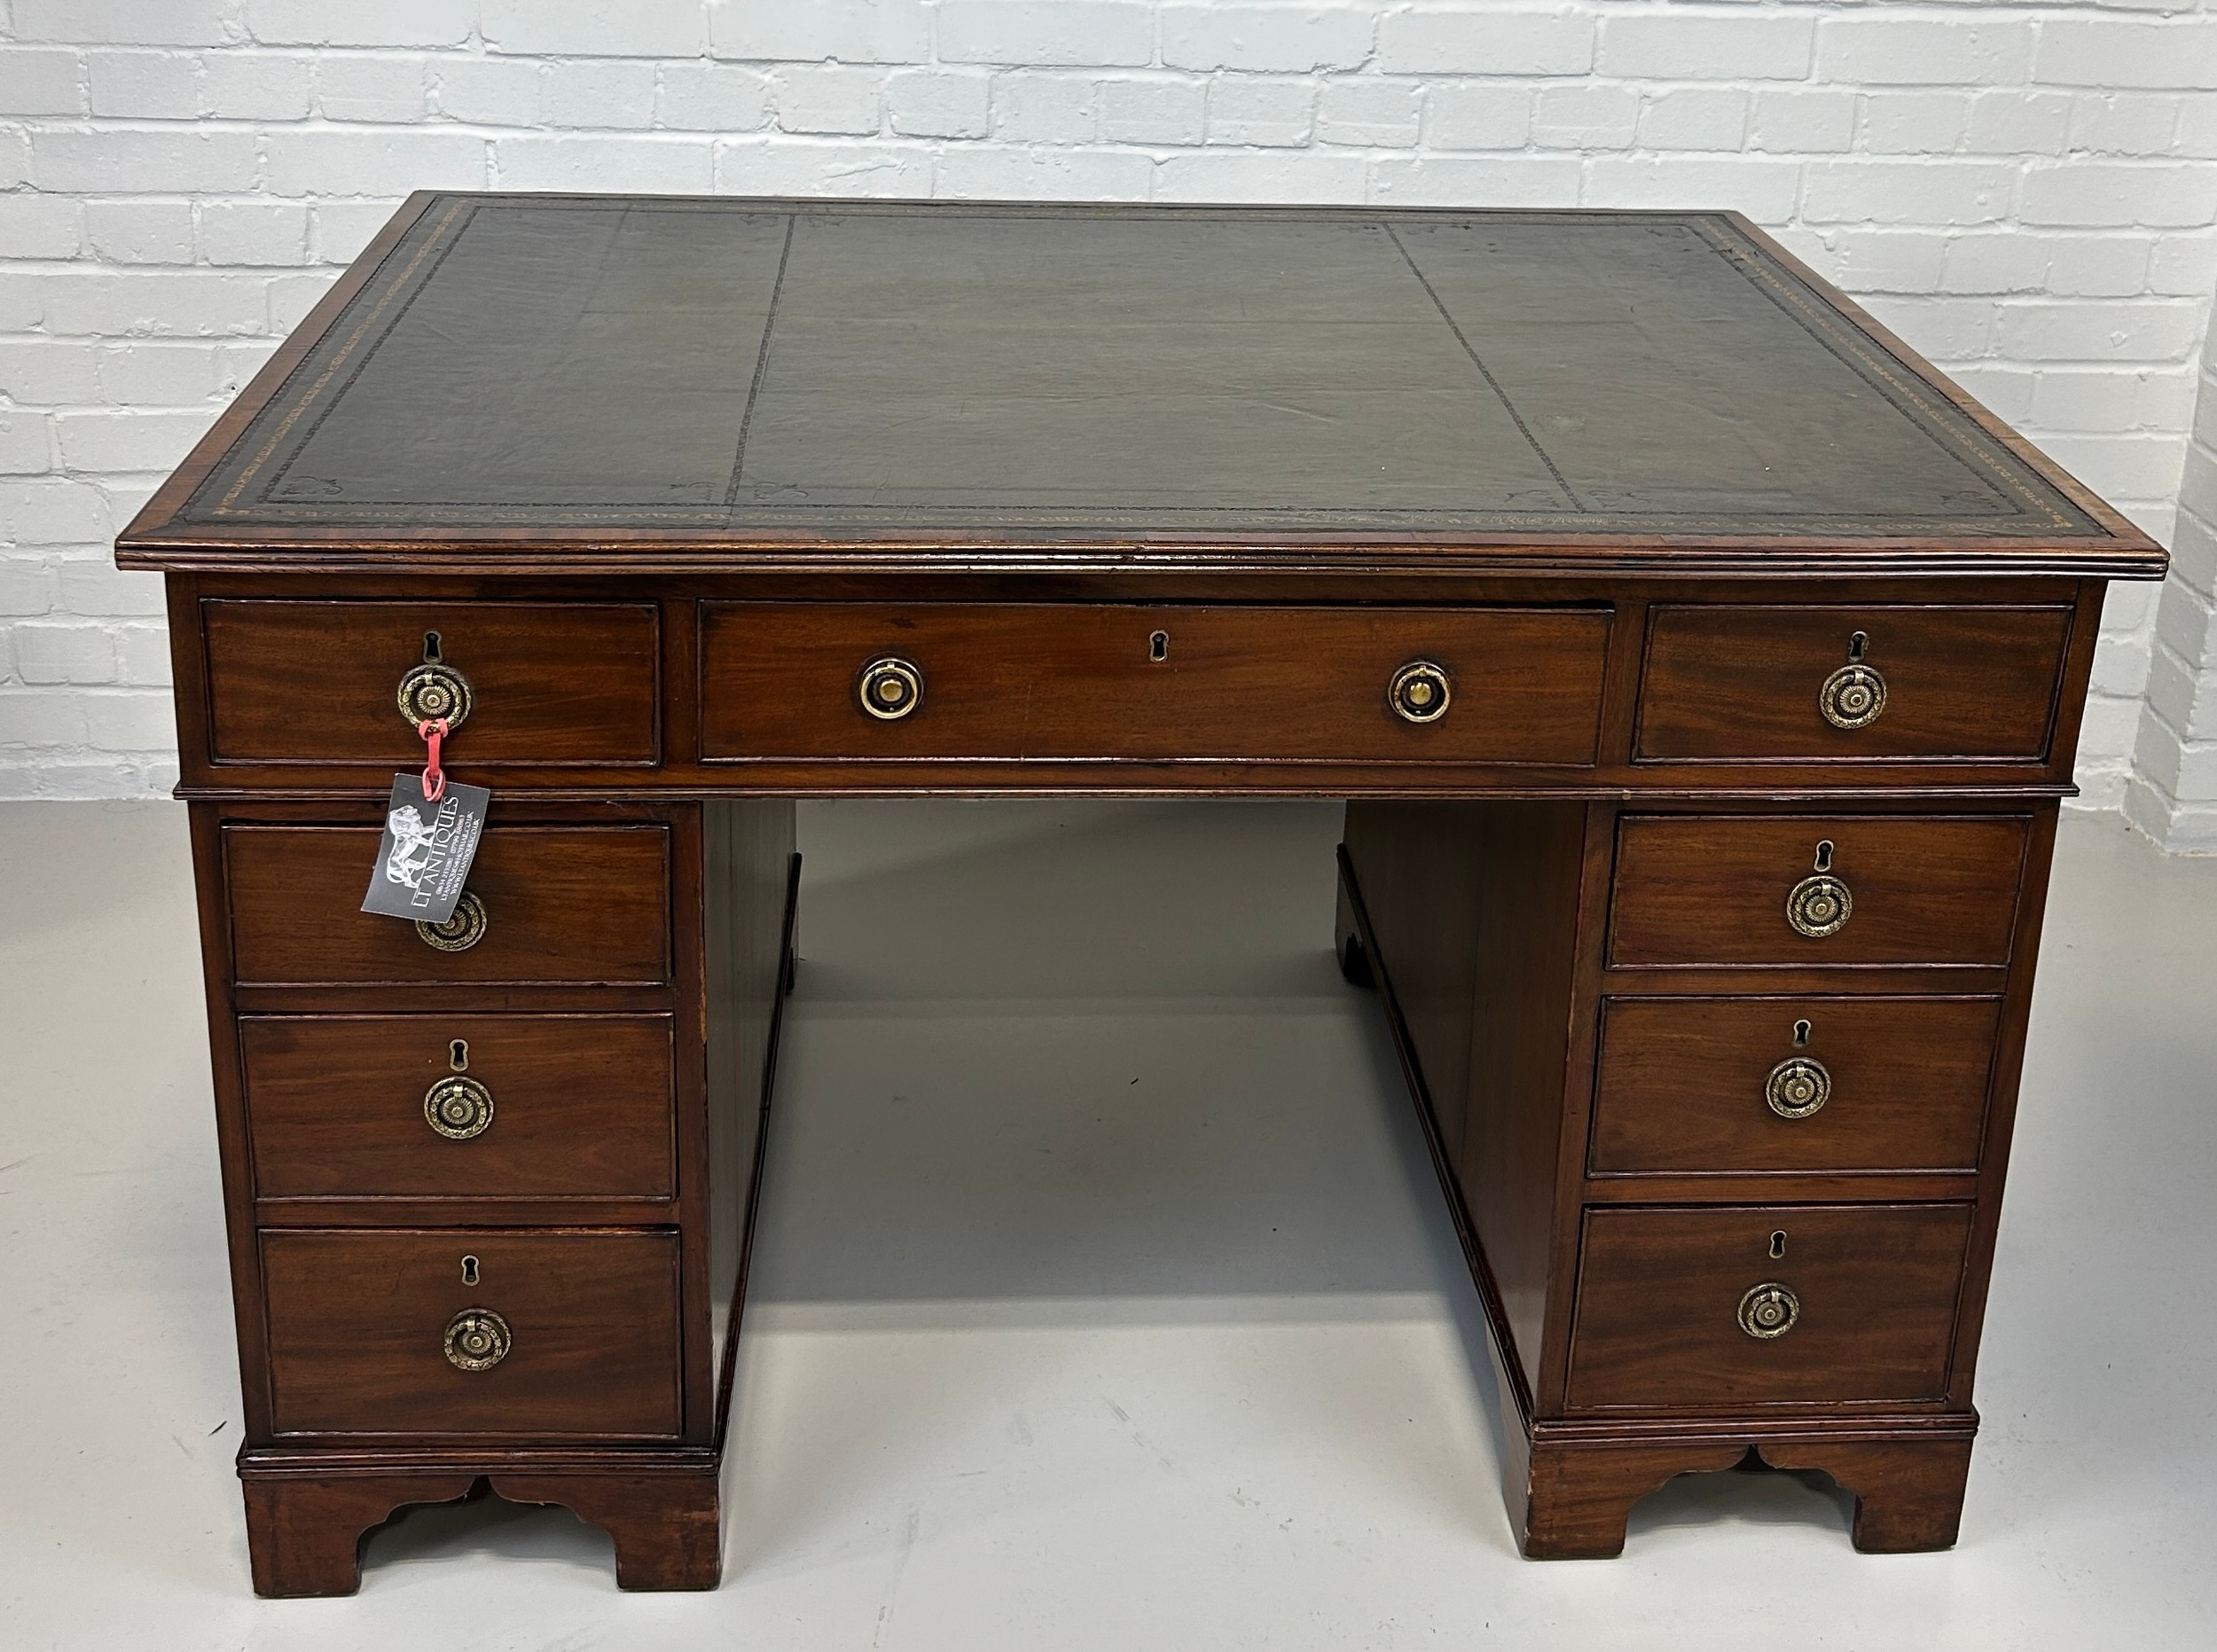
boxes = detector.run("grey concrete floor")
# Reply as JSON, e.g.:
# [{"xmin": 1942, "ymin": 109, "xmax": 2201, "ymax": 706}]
[{"xmin": 2, "ymin": 798, "xmax": 2213, "ymax": 1649}]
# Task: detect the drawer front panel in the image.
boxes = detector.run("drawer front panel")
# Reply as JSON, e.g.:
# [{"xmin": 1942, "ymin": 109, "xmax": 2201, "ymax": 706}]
[
  {"xmin": 242, "ymin": 1014, "xmax": 676, "ymax": 1201},
  {"xmin": 225, "ymin": 825, "xmax": 670, "ymax": 987},
  {"xmin": 1590, "ymin": 998, "xmax": 2000, "ymax": 1175},
  {"xmin": 262, "ymin": 1228, "xmax": 681, "ymax": 1437},
  {"xmin": 700, "ymin": 604, "xmax": 1610, "ymax": 764},
  {"xmin": 1567, "ymin": 1204, "xmax": 1974, "ymax": 1412},
  {"xmin": 203, "ymin": 600, "xmax": 660, "ymax": 765},
  {"xmin": 1608, "ymin": 815, "xmax": 2028, "ymax": 968},
  {"xmin": 1637, "ymin": 605, "xmax": 2071, "ymax": 762}
]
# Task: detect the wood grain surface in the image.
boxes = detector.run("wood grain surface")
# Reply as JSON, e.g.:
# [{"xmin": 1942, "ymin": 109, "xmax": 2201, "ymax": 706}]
[
  {"xmin": 203, "ymin": 599, "xmax": 660, "ymax": 766},
  {"xmin": 1636, "ymin": 603, "xmax": 2072, "ymax": 761},
  {"xmin": 1566, "ymin": 1203, "xmax": 1975, "ymax": 1411},
  {"xmin": 261, "ymin": 1228, "xmax": 683, "ymax": 1437},
  {"xmin": 1589, "ymin": 996, "xmax": 2000, "ymax": 1175},
  {"xmin": 240, "ymin": 1014, "xmax": 676, "ymax": 1201},
  {"xmin": 1607, "ymin": 814, "xmax": 2030, "ymax": 968}
]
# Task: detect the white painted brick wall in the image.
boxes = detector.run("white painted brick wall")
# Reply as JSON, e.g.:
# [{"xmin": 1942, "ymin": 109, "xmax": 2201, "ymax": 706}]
[
  {"xmin": 2129, "ymin": 303, "xmax": 2217, "ymax": 849},
  {"xmin": 0, "ymin": 0, "xmax": 2212, "ymax": 814}
]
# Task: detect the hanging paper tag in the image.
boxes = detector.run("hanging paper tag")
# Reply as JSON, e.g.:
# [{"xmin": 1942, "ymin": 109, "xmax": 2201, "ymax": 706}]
[{"xmin": 362, "ymin": 771, "xmax": 490, "ymax": 925}]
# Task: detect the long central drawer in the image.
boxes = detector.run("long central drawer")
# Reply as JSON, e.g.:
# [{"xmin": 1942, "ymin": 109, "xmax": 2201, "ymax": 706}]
[{"xmin": 699, "ymin": 603, "xmax": 1610, "ymax": 763}]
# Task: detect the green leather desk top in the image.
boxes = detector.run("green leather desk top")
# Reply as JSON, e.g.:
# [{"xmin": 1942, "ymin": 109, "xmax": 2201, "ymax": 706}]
[{"xmin": 121, "ymin": 195, "xmax": 2154, "ymax": 574}]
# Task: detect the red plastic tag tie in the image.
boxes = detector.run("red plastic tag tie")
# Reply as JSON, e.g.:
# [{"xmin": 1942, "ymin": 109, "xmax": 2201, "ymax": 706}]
[{"xmin": 418, "ymin": 716, "xmax": 449, "ymax": 803}]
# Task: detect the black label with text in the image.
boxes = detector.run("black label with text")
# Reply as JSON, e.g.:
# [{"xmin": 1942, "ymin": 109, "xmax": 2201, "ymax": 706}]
[{"xmin": 361, "ymin": 773, "xmax": 490, "ymax": 925}]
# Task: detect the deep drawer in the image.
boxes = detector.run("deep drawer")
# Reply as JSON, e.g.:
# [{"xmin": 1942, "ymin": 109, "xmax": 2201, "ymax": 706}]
[
  {"xmin": 261, "ymin": 1228, "xmax": 682, "ymax": 1437},
  {"xmin": 202, "ymin": 600, "xmax": 660, "ymax": 766},
  {"xmin": 224, "ymin": 824, "xmax": 670, "ymax": 988},
  {"xmin": 1636, "ymin": 605, "xmax": 2072, "ymax": 762},
  {"xmin": 1589, "ymin": 998, "xmax": 2000, "ymax": 1175},
  {"xmin": 242, "ymin": 1014, "xmax": 677, "ymax": 1201},
  {"xmin": 1566, "ymin": 1204, "xmax": 1974, "ymax": 1412},
  {"xmin": 699, "ymin": 603, "xmax": 1610, "ymax": 764},
  {"xmin": 1608, "ymin": 814, "xmax": 2029, "ymax": 968}
]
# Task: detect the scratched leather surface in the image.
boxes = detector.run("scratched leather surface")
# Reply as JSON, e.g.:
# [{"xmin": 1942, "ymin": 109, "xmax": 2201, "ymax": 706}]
[{"xmin": 177, "ymin": 197, "xmax": 2100, "ymax": 539}]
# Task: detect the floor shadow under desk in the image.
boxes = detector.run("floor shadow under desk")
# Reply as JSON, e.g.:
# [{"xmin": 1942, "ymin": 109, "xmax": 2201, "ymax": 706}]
[{"xmin": 751, "ymin": 797, "xmax": 1464, "ymax": 1319}]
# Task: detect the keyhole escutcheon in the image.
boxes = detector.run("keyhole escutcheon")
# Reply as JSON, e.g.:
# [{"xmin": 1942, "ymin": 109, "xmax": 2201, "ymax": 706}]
[
  {"xmin": 449, "ymin": 1038, "xmax": 469, "ymax": 1073},
  {"xmin": 1769, "ymin": 1231, "xmax": 1788, "ymax": 1260},
  {"xmin": 460, "ymin": 1254, "xmax": 481, "ymax": 1286},
  {"xmin": 1148, "ymin": 630, "xmax": 1169, "ymax": 662}
]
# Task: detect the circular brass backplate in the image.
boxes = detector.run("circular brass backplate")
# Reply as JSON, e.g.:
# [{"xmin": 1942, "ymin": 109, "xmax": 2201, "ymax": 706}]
[
  {"xmin": 396, "ymin": 662, "xmax": 474, "ymax": 729},
  {"xmin": 1764, "ymin": 1055, "xmax": 1831, "ymax": 1119},
  {"xmin": 415, "ymin": 890, "xmax": 488, "ymax": 952},
  {"xmin": 1785, "ymin": 873, "xmax": 1852, "ymax": 939},
  {"xmin": 1388, "ymin": 661, "xmax": 1453, "ymax": 724},
  {"xmin": 858, "ymin": 656, "xmax": 923, "ymax": 721},
  {"xmin": 424, "ymin": 1074, "xmax": 495, "ymax": 1140},
  {"xmin": 1819, "ymin": 662, "xmax": 1886, "ymax": 731},
  {"xmin": 443, "ymin": 1307, "xmax": 511, "ymax": 1371},
  {"xmin": 1737, "ymin": 1282, "xmax": 1800, "ymax": 1340}
]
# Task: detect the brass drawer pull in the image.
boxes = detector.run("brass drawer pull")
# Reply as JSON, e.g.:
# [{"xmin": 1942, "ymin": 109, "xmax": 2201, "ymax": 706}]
[
  {"xmin": 1764, "ymin": 1055, "xmax": 1830, "ymax": 1119},
  {"xmin": 1819, "ymin": 629, "xmax": 1885, "ymax": 730},
  {"xmin": 415, "ymin": 889, "xmax": 488, "ymax": 952},
  {"xmin": 1786, "ymin": 873, "xmax": 1852, "ymax": 938},
  {"xmin": 1737, "ymin": 1282, "xmax": 1799, "ymax": 1339},
  {"xmin": 1786, "ymin": 841, "xmax": 1850, "ymax": 938},
  {"xmin": 857, "ymin": 656, "xmax": 922, "ymax": 720},
  {"xmin": 443, "ymin": 1308, "xmax": 511, "ymax": 1371},
  {"xmin": 1388, "ymin": 660, "xmax": 1453, "ymax": 724},
  {"xmin": 396, "ymin": 630, "xmax": 474, "ymax": 729},
  {"xmin": 424, "ymin": 1074, "xmax": 494, "ymax": 1139}
]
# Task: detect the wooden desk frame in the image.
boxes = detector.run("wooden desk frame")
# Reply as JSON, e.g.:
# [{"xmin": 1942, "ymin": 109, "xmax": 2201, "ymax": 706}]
[{"xmin": 116, "ymin": 195, "xmax": 2164, "ymax": 1593}]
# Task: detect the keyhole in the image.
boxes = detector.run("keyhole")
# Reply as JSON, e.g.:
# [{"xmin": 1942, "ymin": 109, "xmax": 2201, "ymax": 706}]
[
  {"xmin": 1148, "ymin": 630, "xmax": 1169, "ymax": 662},
  {"xmin": 423, "ymin": 630, "xmax": 444, "ymax": 664},
  {"xmin": 1769, "ymin": 1232, "xmax": 1787, "ymax": 1260},
  {"xmin": 1847, "ymin": 630, "xmax": 1868, "ymax": 663},
  {"xmin": 460, "ymin": 1255, "xmax": 480, "ymax": 1286},
  {"xmin": 449, "ymin": 1038, "xmax": 469, "ymax": 1073},
  {"xmin": 1813, "ymin": 839, "xmax": 1835, "ymax": 873},
  {"xmin": 1792, "ymin": 1018, "xmax": 1812, "ymax": 1049}
]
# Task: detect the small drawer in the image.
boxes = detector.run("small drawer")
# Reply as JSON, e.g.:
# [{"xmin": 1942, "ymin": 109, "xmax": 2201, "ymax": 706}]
[
  {"xmin": 225, "ymin": 824, "xmax": 670, "ymax": 988},
  {"xmin": 699, "ymin": 603, "xmax": 1610, "ymax": 765},
  {"xmin": 242, "ymin": 1014, "xmax": 676, "ymax": 1201},
  {"xmin": 262, "ymin": 1228, "xmax": 681, "ymax": 1437},
  {"xmin": 1635, "ymin": 605, "xmax": 2071, "ymax": 762},
  {"xmin": 1566, "ymin": 1204, "xmax": 1973, "ymax": 1412},
  {"xmin": 1590, "ymin": 998, "xmax": 2000, "ymax": 1175},
  {"xmin": 1608, "ymin": 814, "xmax": 2029, "ymax": 968},
  {"xmin": 202, "ymin": 599, "xmax": 660, "ymax": 766}
]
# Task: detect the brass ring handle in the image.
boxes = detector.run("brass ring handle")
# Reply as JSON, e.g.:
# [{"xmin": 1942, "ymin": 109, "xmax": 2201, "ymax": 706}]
[
  {"xmin": 857, "ymin": 656, "xmax": 923, "ymax": 720},
  {"xmin": 396, "ymin": 662, "xmax": 474, "ymax": 729},
  {"xmin": 443, "ymin": 1308, "xmax": 511, "ymax": 1371},
  {"xmin": 415, "ymin": 890, "xmax": 488, "ymax": 952},
  {"xmin": 1819, "ymin": 662, "xmax": 1886, "ymax": 731},
  {"xmin": 424, "ymin": 1074, "xmax": 494, "ymax": 1139},
  {"xmin": 1388, "ymin": 660, "xmax": 1453, "ymax": 724},
  {"xmin": 1764, "ymin": 1055, "xmax": 1830, "ymax": 1119},
  {"xmin": 1785, "ymin": 873, "xmax": 1852, "ymax": 939},
  {"xmin": 1737, "ymin": 1282, "xmax": 1799, "ymax": 1340}
]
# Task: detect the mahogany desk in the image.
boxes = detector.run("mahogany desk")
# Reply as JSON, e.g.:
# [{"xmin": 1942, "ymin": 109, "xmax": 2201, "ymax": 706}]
[{"xmin": 116, "ymin": 195, "xmax": 2166, "ymax": 1595}]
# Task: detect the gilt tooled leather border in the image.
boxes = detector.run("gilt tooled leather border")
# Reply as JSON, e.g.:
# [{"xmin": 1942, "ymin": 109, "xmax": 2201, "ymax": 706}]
[{"xmin": 175, "ymin": 197, "xmax": 2104, "ymax": 541}]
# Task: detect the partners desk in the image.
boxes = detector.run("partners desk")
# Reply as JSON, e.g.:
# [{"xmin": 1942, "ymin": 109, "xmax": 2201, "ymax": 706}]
[{"xmin": 115, "ymin": 196, "xmax": 2165, "ymax": 1595}]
